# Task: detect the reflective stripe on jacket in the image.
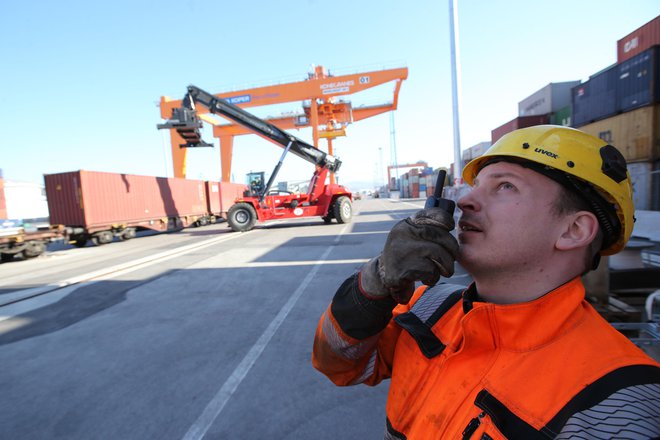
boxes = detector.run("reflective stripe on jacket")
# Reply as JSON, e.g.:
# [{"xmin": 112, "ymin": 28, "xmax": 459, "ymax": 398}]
[{"xmin": 312, "ymin": 276, "xmax": 660, "ymax": 439}]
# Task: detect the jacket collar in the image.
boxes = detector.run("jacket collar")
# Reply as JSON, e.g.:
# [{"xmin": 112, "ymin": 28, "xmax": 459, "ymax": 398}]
[{"xmin": 460, "ymin": 277, "xmax": 586, "ymax": 352}]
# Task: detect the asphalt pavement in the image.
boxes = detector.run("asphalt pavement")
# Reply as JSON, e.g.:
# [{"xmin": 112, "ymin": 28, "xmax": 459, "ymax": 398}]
[{"xmin": 0, "ymin": 198, "xmax": 441, "ymax": 440}]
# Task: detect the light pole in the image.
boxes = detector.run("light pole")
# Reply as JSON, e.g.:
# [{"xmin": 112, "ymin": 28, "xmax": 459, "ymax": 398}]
[{"xmin": 449, "ymin": 0, "xmax": 463, "ymax": 186}]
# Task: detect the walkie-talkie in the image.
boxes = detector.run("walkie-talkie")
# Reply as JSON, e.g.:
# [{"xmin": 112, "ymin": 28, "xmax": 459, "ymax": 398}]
[{"xmin": 424, "ymin": 170, "xmax": 456, "ymax": 216}]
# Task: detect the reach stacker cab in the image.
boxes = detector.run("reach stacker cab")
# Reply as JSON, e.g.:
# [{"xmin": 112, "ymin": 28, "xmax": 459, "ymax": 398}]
[{"xmin": 158, "ymin": 85, "xmax": 353, "ymax": 232}]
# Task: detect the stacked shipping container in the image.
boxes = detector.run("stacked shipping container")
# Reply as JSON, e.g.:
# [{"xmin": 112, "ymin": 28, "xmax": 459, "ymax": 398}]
[
  {"xmin": 518, "ymin": 81, "xmax": 580, "ymax": 117},
  {"xmin": 397, "ymin": 168, "xmax": 449, "ymax": 200},
  {"xmin": 491, "ymin": 115, "xmax": 550, "ymax": 144},
  {"xmin": 576, "ymin": 104, "xmax": 660, "ymax": 209},
  {"xmin": 570, "ymin": 16, "xmax": 660, "ymax": 210},
  {"xmin": 617, "ymin": 15, "xmax": 660, "ymax": 63},
  {"xmin": 440, "ymin": 17, "xmax": 659, "ymax": 208},
  {"xmin": 572, "ymin": 66, "xmax": 618, "ymax": 127}
]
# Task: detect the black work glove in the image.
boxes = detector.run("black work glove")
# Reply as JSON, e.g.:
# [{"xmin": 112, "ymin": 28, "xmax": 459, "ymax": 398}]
[{"xmin": 359, "ymin": 207, "xmax": 459, "ymax": 304}]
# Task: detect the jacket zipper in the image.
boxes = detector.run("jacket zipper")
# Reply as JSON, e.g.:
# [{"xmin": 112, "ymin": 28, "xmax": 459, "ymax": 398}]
[{"xmin": 462, "ymin": 411, "xmax": 486, "ymax": 440}]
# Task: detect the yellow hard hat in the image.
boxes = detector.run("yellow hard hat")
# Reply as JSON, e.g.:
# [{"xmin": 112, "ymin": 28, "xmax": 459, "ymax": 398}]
[{"xmin": 462, "ymin": 125, "xmax": 634, "ymax": 255}]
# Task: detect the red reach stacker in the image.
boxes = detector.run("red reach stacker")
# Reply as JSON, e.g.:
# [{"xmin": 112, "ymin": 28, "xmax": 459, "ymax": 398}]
[{"xmin": 158, "ymin": 85, "xmax": 353, "ymax": 232}]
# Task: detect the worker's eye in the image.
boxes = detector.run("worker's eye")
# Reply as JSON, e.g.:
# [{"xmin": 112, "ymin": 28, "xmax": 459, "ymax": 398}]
[{"xmin": 497, "ymin": 182, "xmax": 515, "ymax": 191}]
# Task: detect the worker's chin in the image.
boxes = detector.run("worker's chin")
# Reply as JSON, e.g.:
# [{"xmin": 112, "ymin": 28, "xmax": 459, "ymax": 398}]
[{"xmin": 457, "ymin": 245, "xmax": 478, "ymax": 268}]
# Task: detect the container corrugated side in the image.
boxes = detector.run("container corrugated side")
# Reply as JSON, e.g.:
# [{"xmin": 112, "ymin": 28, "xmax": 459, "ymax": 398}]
[
  {"xmin": 46, "ymin": 170, "xmax": 208, "ymax": 231},
  {"xmin": 0, "ymin": 176, "xmax": 7, "ymax": 220},
  {"xmin": 80, "ymin": 171, "xmax": 207, "ymax": 230},
  {"xmin": 572, "ymin": 66, "xmax": 618, "ymax": 127},
  {"xmin": 518, "ymin": 81, "xmax": 580, "ymax": 116},
  {"xmin": 205, "ymin": 182, "xmax": 221, "ymax": 214},
  {"xmin": 575, "ymin": 104, "xmax": 660, "ymax": 162},
  {"xmin": 550, "ymin": 105, "xmax": 572, "ymax": 126},
  {"xmin": 617, "ymin": 16, "xmax": 660, "ymax": 63},
  {"xmin": 627, "ymin": 161, "xmax": 654, "ymax": 210},
  {"xmin": 208, "ymin": 182, "xmax": 247, "ymax": 215},
  {"xmin": 617, "ymin": 46, "xmax": 660, "ymax": 112},
  {"xmin": 44, "ymin": 171, "xmax": 86, "ymax": 226},
  {"xmin": 491, "ymin": 115, "xmax": 550, "ymax": 143}
]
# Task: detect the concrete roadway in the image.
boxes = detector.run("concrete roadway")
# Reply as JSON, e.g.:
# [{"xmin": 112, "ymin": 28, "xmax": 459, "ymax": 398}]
[{"xmin": 0, "ymin": 197, "xmax": 454, "ymax": 440}]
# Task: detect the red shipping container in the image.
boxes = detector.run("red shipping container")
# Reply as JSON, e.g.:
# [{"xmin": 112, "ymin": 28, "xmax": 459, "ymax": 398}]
[
  {"xmin": 205, "ymin": 181, "xmax": 247, "ymax": 217},
  {"xmin": 44, "ymin": 170, "xmax": 208, "ymax": 233},
  {"xmin": 491, "ymin": 115, "xmax": 550, "ymax": 144},
  {"xmin": 0, "ymin": 174, "xmax": 6, "ymax": 220},
  {"xmin": 617, "ymin": 16, "xmax": 660, "ymax": 63},
  {"xmin": 410, "ymin": 183, "xmax": 420, "ymax": 199}
]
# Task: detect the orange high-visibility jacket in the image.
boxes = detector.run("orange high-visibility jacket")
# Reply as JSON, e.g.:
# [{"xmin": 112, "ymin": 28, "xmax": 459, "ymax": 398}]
[{"xmin": 313, "ymin": 276, "xmax": 660, "ymax": 439}]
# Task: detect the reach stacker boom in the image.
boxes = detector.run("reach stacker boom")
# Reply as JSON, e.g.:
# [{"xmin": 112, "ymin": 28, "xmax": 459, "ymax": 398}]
[{"xmin": 158, "ymin": 85, "xmax": 353, "ymax": 232}]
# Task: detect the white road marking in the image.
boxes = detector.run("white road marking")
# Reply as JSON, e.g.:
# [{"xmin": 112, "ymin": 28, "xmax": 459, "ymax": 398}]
[{"xmin": 182, "ymin": 223, "xmax": 352, "ymax": 440}]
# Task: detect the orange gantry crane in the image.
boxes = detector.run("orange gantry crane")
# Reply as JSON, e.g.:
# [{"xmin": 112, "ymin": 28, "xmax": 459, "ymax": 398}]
[{"xmin": 159, "ymin": 65, "xmax": 408, "ymax": 183}]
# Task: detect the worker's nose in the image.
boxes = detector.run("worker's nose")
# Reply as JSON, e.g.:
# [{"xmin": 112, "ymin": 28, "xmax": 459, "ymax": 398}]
[{"xmin": 457, "ymin": 187, "xmax": 479, "ymax": 213}]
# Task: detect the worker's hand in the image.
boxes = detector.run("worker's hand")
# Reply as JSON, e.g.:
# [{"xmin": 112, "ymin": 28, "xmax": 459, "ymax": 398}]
[{"xmin": 359, "ymin": 207, "xmax": 459, "ymax": 304}]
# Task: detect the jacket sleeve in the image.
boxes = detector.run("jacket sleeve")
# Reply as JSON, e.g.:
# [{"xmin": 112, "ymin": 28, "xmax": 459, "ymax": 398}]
[
  {"xmin": 312, "ymin": 273, "xmax": 424, "ymax": 386},
  {"xmin": 556, "ymin": 382, "xmax": 660, "ymax": 439}
]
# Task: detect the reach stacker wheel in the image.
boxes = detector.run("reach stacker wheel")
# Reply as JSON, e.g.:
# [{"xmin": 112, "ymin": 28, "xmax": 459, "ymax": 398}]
[
  {"xmin": 227, "ymin": 202, "xmax": 257, "ymax": 232},
  {"xmin": 333, "ymin": 196, "xmax": 352, "ymax": 224}
]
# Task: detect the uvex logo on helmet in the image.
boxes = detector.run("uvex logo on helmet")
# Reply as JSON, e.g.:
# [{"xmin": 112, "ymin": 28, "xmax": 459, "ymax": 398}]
[{"xmin": 534, "ymin": 147, "xmax": 558, "ymax": 159}]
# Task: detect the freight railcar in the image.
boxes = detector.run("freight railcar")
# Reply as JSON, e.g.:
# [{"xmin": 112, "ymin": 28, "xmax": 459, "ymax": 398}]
[
  {"xmin": 44, "ymin": 170, "xmax": 246, "ymax": 248},
  {"xmin": 0, "ymin": 224, "xmax": 65, "ymax": 261}
]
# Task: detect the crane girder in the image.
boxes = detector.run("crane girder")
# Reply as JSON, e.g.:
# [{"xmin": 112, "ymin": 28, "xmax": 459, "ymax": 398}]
[
  {"xmin": 160, "ymin": 67, "xmax": 408, "ymax": 118},
  {"xmin": 158, "ymin": 66, "xmax": 408, "ymax": 180}
]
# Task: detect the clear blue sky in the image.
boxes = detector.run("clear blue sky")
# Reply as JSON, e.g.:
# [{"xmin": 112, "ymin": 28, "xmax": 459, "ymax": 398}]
[{"xmin": 1, "ymin": 1, "xmax": 658, "ymax": 190}]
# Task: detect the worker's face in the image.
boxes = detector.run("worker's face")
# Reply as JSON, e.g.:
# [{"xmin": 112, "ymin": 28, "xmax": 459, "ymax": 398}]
[{"xmin": 456, "ymin": 161, "xmax": 565, "ymax": 275}]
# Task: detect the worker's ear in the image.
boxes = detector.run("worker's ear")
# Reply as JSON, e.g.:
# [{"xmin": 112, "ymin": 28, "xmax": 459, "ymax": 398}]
[{"xmin": 555, "ymin": 211, "xmax": 599, "ymax": 251}]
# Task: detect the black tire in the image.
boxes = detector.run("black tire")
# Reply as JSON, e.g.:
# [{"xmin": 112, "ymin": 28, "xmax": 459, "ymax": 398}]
[
  {"xmin": 1, "ymin": 253, "xmax": 14, "ymax": 263},
  {"xmin": 333, "ymin": 196, "xmax": 352, "ymax": 224},
  {"xmin": 322, "ymin": 215, "xmax": 333, "ymax": 224},
  {"xmin": 227, "ymin": 202, "xmax": 257, "ymax": 232},
  {"xmin": 22, "ymin": 241, "xmax": 46, "ymax": 258}
]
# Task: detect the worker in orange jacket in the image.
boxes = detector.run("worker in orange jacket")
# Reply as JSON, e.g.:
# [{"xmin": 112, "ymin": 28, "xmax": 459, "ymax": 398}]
[{"xmin": 313, "ymin": 125, "xmax": 660, "ymax": 439}]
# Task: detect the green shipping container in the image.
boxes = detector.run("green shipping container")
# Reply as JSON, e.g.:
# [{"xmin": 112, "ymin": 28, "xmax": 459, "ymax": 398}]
[{"xmin": 550, "ymin": 105, "xmax": 572, "ymax": 126}]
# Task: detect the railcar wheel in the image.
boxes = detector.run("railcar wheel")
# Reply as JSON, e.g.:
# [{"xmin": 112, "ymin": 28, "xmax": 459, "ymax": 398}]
[
  {"xmin": 92, "ymin": 231, "xmax": 114, "ymax": 245},
  {"xmin": 227, "ymin": 203, "xmax": 257, "ymax": 232},
  {"xmin": 22, "ymin": 241, "xmax": 46, "ymax": 258},
  {"xmin": 333, "ymin": 196, "xmax": 352, "ymax": 224},
  {"xmin": 118, "ymin": 228, "xmax": 136, "ymax": 241}
]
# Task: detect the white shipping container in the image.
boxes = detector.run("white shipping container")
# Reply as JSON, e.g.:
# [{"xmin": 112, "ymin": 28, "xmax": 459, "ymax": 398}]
[
  {"xmin": 628, "ymin": 161, "xmax": 652, "ymax": 210},
  {"xmin": 462, "ymin": 141, "xmax": 490, "ymax": 162},
  {"xmin": 470, "ymin": 141, "xmax": 490, "ymax": 158},
  {"xmin": 518, "ymin": 81, "xmax": 580, "ymax": 116},
  {"xmin": 3, "ymin": 180, "xmax": 49, "ymax": 220}
]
